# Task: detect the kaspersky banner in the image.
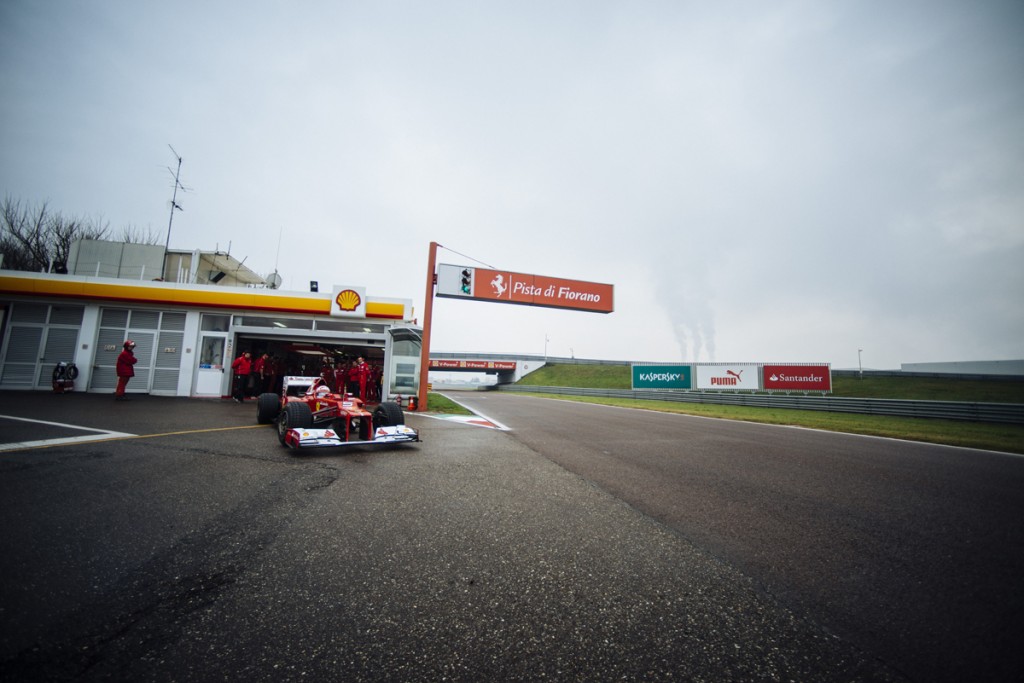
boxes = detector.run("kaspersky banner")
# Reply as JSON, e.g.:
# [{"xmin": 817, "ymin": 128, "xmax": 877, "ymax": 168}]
[
  {"xmin": 632, "ymin": 364, "xmax": 692, "ymax": 389},
  {"xmin": 694, "ymin": 364, "xmax": 761, "ymax": 391},
  {"xmin": 436, "ymin": 263, "xmax": 614, "ymax": 314},
  {"xmin": 762, "ymin": 364, "xmax": 832, "ymax": 392}
]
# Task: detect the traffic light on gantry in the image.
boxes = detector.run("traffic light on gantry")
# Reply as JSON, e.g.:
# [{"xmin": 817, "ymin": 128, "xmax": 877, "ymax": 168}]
[{"xmin": 460, "ymin": 268, "xmax": 472, "ymax": 294}]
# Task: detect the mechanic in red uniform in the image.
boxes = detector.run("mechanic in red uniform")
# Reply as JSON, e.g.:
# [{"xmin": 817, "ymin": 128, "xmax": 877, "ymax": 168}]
[
  {"xmin": 368, "ymin": 362, "xmax": 382, "ymax": 402},
  {"xmin": 352, "ymin": 356, "xmax": 371, "ymax": 402},
  {"xmin": 320, "ymin": 358, "xmax": 335, "ymax": 391},
  {"xmin": 253, "ymin": 352, "xmax": 270, "ymax": 393},
  {"xmin": 231, "ymin": 351, "xmax": 252, "ymax": 403},
  {"xmin": 334, "ymin": 360, "xmax": 348, "ymax": 396},
  {"xmin": 265, "ymin": 354, "xmax": 280, "ymax": 394},
  {"xmin": 115, "ymin": 340, "xmax": 137, "ymax": 401},
  {"xmin": 345, "ymin": 360, "xmax": 359, "ymax": 397}
]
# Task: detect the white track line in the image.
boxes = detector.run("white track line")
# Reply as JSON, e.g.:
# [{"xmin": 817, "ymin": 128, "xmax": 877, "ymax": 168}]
[
  {"xmin": 429, "ymin": 394, "xmax": 511, "ymax": 430},
  {"xmin": 0, "ymin": 414, "xmax": 135, "ymax": 452}
]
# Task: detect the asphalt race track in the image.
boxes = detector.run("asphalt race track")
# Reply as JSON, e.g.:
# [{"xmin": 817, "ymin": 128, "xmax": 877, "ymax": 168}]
[
  {"xmin": 450, "ymin": 391, "xmax": 1024, "ymax": 683},
  {"xmin": 0, "ymin": 390, "xmax": 1021, "ymax": 682}
]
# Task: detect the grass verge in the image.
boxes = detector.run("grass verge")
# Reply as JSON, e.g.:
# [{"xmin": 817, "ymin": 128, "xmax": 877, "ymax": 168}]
[
  {"xmin": 426, "ymin": 392, "xmax": 474, "ymax": 415},
  {"xmin": 525, "ymin": 392, "xmax": 1024, "ymax": 455},
  {"xmin": 516, "ymin": 364, "xmax": 1024, "ymax": 403}
]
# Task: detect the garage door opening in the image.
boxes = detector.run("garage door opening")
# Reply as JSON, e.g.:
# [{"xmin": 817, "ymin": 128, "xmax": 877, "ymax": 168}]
[{"xmin": 233, "ymin": 336, "xmax": 386, "ymax": 401}]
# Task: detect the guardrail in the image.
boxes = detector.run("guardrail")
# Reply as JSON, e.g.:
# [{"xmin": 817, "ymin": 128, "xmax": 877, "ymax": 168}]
[
  {"xmin": 431, "ymin": 353, "xmax": 1024, "ymax": 381},
  {"xmin": 497, "ymin": 385, "xmax": 1024, "ymax": 424}
]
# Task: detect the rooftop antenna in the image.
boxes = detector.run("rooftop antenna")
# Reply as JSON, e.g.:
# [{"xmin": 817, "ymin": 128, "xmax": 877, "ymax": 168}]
[
  {"xmin": 274, "ymin": 226, "xmax": 282, "ymax": 273},
  {"xmin": 265, "ymin": 226, "xmax": 284, "ymax": 288},
  {"xmin": 164, "ymin": 145, "xmax": 190, "ymax": 259}
]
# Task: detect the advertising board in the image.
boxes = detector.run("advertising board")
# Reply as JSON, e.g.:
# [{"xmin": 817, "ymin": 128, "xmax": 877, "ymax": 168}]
[
  {"xmin": 694, "ymin": 364, "xmax": 761, "ymax": 391},
  {"xmin": 631, "ymin": 364, "xmax": 692, "ymax": 390},
  {"xmin": 430, "ymin": 359, "xmax": 517, "ymax": 371},
  {"xmin": 762, "ymin": 364, "xmax": 832, "ymax": 392},
  {"xmin": 436, "ymin": 264, "xmax": 614, "ymax": 314},
  {"xmin": 330, "ymin": 285, "xmax": 366, "ymax": 317}
]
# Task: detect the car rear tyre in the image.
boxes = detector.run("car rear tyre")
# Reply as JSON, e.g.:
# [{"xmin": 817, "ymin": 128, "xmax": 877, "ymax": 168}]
[
  {"xmin": 278, "ymin": 402, "xmax": 313, "ymax": 446},
  {"xmin": 373, "ymin": 402, "xmax": 404, "ymax": 429},
  {"xmin": 256, "ymin": 393, "xmax": 280, "ymax": 424}
]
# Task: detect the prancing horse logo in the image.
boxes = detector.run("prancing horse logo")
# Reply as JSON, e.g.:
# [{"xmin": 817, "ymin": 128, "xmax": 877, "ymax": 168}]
[{"xmin": 491, "ymin": 274, "xmax": 507, "ymax": 297}]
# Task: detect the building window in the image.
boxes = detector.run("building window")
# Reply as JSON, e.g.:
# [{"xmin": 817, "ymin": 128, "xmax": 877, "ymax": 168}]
[
  {"xmin": 316, "ymin": 320, "xmax": 387, "ymax": 334},
  {"xmin": 201, "ymin": 314, "xmax": 230, "ymax": 332},
  {"xmin": 233, "ymin": 316, "xmax": 313, "ymax": 330}
]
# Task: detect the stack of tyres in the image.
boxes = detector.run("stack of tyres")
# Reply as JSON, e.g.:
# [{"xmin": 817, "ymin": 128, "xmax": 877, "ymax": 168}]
[{"xmin": 52, "ymin": 362, "xmax": 78, "ymax": 393}]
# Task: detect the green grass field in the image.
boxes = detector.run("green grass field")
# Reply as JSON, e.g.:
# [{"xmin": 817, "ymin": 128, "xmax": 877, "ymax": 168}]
[
  {"xmin": 514, "ymin": 363, "xmax": 1024, "ymax": 402},
  {"xmin": 443, "ymin": 364, "xmax": 1024, "ymax": 454},
  {"xmin": 425, "ymin": 392, "xmax": 473, "ymax": 414}
]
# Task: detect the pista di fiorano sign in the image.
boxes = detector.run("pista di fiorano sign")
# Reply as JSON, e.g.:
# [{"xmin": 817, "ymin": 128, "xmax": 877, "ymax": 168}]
[{"xmin": 436, "ymin": 264, "xmax": 614, "ymax": 314}]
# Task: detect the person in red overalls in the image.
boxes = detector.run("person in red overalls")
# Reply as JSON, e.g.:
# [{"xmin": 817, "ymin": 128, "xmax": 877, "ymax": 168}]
[
  {"xmin": 345, "ymin": 360, "xmax": 359, "ymax": 396},
  {"xmin": 368, "ymin": 363, "xmax": 381, "ymax": 402},
  {"xmin": 231, "ymin": 351, "xmax": 252, "ymax": 403},
  {"xmin": 320, "ymin": 358, "xmax": 335, "ymax": 391},
  {"xmin": 334, "ymin": 360, "xmax": 349, "ymax": 396},
  {"xmin": 354, "ymin": 358, "xmax": 370, "ymax": 401},
  {"xmin": 253, "ymin": 352, "xmax": 270, "ymax": 393},
  {"xmin": 266, "ymin": 356, "xmax": 282, "ymax": 393},
  {"xmin": 115, "ymin": 340, "xmax": 137, "ymax": 401}
]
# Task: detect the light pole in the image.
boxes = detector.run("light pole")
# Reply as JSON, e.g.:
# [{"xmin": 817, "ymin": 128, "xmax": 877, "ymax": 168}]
[
  {"xmin": 858, "ymin": 348, "xmax": 863, "ymax": 379},
  {"xmin": 544, "ymin": 334, "xmax": 550, "ymax": 361}
]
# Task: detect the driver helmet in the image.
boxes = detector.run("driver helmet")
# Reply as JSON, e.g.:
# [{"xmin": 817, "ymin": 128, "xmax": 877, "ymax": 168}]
[
  {"xmin": 315, "ymin": 385, "xmax": 331, "ymax": 397},
  {"xmin": 124, "ymin": 340, "xmax": 136, "ymax": 349}
]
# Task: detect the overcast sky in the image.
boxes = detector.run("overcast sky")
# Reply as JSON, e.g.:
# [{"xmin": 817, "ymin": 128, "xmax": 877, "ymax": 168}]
[{"xmin": 2, "ymin": 0, "xmax": 1021, "ymax": 369}]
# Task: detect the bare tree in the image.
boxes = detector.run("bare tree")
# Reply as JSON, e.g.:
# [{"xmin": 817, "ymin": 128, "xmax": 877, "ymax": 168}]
[
  {"xmin": 117, "ymin": 224, "xmax": 163, "ymax": 245},
  {"xmin": 1, "ymin": 197, "xmax": 109, "ymax": 273}
]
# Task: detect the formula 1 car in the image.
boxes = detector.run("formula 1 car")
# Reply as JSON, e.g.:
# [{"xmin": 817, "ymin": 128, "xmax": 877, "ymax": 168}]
[{"xmin": 256, "ymin": 376, "xmax": 419, "ymax": 450}]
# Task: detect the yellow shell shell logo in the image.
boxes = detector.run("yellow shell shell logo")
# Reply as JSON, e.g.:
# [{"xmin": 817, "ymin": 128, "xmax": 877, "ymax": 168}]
[{"xmin": 335, "ymin": 289, "xmax": 362, "ymax": 312}]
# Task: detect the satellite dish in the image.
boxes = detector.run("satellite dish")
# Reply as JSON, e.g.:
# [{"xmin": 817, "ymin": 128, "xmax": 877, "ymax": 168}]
[{"xmin": 266, "ymin": 271, "xmax": 283, "ymax": 289}]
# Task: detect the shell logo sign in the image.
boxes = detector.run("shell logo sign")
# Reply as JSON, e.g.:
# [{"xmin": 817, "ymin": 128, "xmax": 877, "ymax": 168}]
[
  {"xmin": 335, "ymin": 289, "xmax": 361, "ymax": 311},
  {"xmin": 331, "ymin": 286, "xmax": 366, "ymax": 317}
]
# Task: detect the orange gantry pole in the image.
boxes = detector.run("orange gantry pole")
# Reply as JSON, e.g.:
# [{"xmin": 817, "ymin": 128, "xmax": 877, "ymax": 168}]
[{"xmin": 415, "ymin": 241, "xmax": 439, "ymax": 411}]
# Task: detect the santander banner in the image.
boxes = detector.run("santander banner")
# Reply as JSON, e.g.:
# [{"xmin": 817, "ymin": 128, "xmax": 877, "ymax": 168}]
[
  {"xmin": 762, "ymin": 364, "xmax": 832, "ymax": 392},
  {"xmin": 472, "ymin": 268, "xmax": 614, "ymax": 314}
]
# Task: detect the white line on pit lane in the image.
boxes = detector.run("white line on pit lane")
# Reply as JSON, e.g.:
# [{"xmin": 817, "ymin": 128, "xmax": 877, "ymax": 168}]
[
  {"xmin": 424, "ymin": 394, "xmax": 511, "ymax": 430},
  {"xmin": 0, "ymin": 414, "xmax": 135, "ymax": 452},
  {"xmin": 420, "ymin": 413, "xmax": 509, "ymax": 430}
]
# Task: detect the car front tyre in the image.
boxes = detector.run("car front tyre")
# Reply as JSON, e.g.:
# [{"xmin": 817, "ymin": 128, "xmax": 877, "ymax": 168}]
[
  {"xmin": 256, "ymin": 393, "xmax": 281, "ymax": 424},
  {"xmin": 373, "ymin": 402, "xmax": 404, "ymax": 429},
  {"xmin": 278, "ymin": 402, "xmax": 313, "ymax": 446}
]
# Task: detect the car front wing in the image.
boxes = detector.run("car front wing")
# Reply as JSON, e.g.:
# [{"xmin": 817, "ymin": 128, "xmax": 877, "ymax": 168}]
[{"xmin": 283, "ymin": 425, "xmax": 420, "ymax": 449}]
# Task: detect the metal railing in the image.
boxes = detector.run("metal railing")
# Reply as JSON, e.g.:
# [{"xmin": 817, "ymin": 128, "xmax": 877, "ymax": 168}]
[
  {"xmin": 497, "ymin": 385, "xmax": 1024, "ymax": 424},
  {"xmin": 432, "ymin": 353, "xmax": 1024, "ymax": 381}
]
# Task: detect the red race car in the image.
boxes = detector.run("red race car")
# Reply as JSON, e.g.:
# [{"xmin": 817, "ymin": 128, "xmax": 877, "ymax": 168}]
[{"xmin": 256, "ymin": 376, "xmax": 419, "ymax": 449}]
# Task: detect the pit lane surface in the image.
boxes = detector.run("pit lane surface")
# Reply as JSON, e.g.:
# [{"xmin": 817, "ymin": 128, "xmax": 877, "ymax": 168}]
[
  {"xmin": 449, "ymin": 391, "xmax": 1024, "ymax": 683},
  {"xmin": 0, "ymin": 391, "xmax": 1019, "ymax": 681}
]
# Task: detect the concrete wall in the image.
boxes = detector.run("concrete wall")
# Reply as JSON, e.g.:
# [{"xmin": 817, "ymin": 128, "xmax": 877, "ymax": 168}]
[{"xmin": 68, "ymin": 239, "xmax": 165, "ymax": 280}]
